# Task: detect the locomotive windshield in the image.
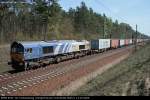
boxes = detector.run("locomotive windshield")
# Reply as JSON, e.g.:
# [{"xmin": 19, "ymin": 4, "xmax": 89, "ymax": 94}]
[
  {"xmin": 11, "ymin": 43, "xmax": 24, "ymax": 53},
  {"xmin": 11, "ymin": 48, "xmax": 23, "ymax": 53}
]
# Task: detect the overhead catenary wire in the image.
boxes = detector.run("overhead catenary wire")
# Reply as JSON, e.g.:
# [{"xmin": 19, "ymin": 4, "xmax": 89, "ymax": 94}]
[
  {"xmin": 94, "ymin": 0, "xmax": 127, "ymax": 22},
  {"xmin": 95, "ymin": 0, "xmax": 142, "ymax": 34},
  {"xmin": 94, "ymin": 0, "xmax": 141, "ymax": 49},
  {"xmin": 93, "ymin": 0, "xmax": 140, "ymax": 39}
]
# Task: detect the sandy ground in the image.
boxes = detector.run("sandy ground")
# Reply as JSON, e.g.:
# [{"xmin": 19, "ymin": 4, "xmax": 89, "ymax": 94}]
[
  {"xmin": 6, "ymin": 47, "xmax": 131, "ymax": 96},
  {"xmin": 72, "ymin": 43, "xmax": 150, "ymax": 96},
  {"xmin": 51, "ymin": 53, "xmax": 130, "ymax": 96}
]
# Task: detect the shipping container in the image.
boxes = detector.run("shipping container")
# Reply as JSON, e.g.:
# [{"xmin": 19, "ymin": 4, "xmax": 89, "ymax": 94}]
[
  {"xmin": 120, "ymin": 39, "xmax": 125, "ymax": 47},
  {"xmin": 91, "ymin": 39, "xmax": 111, "ymax": 50},
  {"xmin": 111, "ymin": 39, "xmax": 119, "ymax": 49},
  {"xmin": 129, "ymin": 39, "xmax": 133, "ymax": 44},
  {"xmin": 125, "ymin": 39, "xmax": 130, "ymax": 46},
  {"xmin": 137, "ymin": 39, "xmax": 141, "ymax": 43}
]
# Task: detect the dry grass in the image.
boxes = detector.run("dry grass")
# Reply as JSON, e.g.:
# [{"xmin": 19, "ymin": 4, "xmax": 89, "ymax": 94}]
[
  {"xmin": 0, "ymin": 45, "xmax": 12, "ymax": 73},
  {"xmin": 51, "ymin": 53, "xmax": 130, "ymax": 96},
  {"xmin": 72, "ymin": 43, "xmax": 150, "ymax": 96}
]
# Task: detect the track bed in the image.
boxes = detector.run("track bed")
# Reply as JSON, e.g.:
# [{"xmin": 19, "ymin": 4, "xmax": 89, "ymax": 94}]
[{"xmin": 0, "ymin": 46, "xmax": 132, "ymax": 96}]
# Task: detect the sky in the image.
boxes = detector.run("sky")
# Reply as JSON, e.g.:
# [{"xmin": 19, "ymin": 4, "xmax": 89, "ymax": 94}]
[{"xmin": 59, "ymin": 0, "xmax": 150, "ymax": 36}]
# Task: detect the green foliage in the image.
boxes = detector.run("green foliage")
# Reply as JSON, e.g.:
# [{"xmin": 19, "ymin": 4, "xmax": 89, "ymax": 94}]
[{"xmin": 0, "ymin": 1, "xmax": 148, "ymax": 43}]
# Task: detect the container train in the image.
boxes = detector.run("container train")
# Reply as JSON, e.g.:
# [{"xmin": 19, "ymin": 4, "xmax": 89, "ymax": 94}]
[{"xmin": 9, "ymin": 38, "xmax": 147, "ymax": 71}]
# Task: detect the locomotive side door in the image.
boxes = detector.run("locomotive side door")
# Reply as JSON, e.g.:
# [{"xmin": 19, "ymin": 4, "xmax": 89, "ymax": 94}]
[
  {"xmin": 24, "ymin": 46, "xmax": 40, "ymax": 60},
  {"xmin": 24, "ymin": 48, "xmax": 33, "ymax": 60}
]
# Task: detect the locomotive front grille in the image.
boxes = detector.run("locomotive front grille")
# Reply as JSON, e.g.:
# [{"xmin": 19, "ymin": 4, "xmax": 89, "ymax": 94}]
[{"xmin": 11, "ymin": 53, "xmax": 24, "ymax": 63}]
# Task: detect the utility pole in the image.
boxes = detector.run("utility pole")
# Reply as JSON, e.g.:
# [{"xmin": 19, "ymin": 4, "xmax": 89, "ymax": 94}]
[
  {"xmin": 103, "ymin": 14, "xmax": 106, "ymax": 39},
  {"xmin": 110, "ymin": 31, "xmax": 112, "ymax": 39},
  {"xmin": 132, "ymin": 31, "xmax": 134, "ymax": 45},
  {"xmin": 125, "ymin": 25, "xmax": 127, "ymax": 46},
  {"xmin": 135, "ymin": 24, "xmax": 138, "ymax": 51},
  {"xmin": 43, "ymin": 24, "xmax": 46, "ymax": 41}
]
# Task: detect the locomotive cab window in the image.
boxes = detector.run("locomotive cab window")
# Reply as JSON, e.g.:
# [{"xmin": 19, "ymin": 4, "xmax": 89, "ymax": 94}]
[
  {"xmin": 79, "ymin": 45, "xmax": 85, "ymax": 50},
  {"xmin": 43, "ymin": 46, "xmax": 53, "ymax": 54},
  {"xmin": 26, "ymin": 48, "xmax": 32, "ymax": 53}
]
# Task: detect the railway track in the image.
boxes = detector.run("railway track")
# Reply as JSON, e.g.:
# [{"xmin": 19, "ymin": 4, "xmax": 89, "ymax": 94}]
[
  {"xmin": 0, "ymin": 47, "xmax": 125, "ymax": 83},
  {"xmin": 0, "ymin": 46, "xmax": 133, "ymax": 96}
]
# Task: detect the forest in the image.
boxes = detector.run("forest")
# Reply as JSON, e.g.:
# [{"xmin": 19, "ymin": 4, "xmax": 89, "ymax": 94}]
[{"xmin": 0, "ymin": 0, "xmax": 148, "ymax": 44}]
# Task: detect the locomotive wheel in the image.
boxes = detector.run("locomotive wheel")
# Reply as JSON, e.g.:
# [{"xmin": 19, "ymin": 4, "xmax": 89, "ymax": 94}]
[
  {"xmin": 55, "ymin": 57, "xmax": 61, "ymax": 64},
  {"xmin": 76, "ymin": 55, "xmax": 80, "ymax": 59}
]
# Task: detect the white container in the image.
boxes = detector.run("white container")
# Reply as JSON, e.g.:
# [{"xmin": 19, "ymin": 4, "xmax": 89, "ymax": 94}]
[
  {"xmin": 129, "ymin": 39, "xmax": 133, "ymax": 44},
  {"xmin": 120, "ymin": 39, "xmax": 125, "ymax": 46},
  {"xmin": 91, "ymin": 39, "xmax": 111, "ymax": 50}
]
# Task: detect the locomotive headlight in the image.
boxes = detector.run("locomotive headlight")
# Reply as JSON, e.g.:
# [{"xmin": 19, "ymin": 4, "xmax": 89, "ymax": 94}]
[{"xmin": 19, "ymin": 63, "xmax": 23, "ymax": 66}]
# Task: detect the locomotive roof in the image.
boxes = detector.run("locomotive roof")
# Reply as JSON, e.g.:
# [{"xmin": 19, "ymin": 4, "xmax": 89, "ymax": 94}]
[
  {"xmin": 13, "ymin": 41, "xmax": 59, "ymax": 46},
  {"xmin": 11, "ymin": 40, "xmax": 89, "ymax": 48},
  {"xmin": 12, "ymin": 40, "xmax": 77, "ymax": 48}
]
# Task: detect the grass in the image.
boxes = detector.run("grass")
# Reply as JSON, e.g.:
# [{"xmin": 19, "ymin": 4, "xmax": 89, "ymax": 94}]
[
  {"xmin": 0, "ymin": 64, "xmax": 12, "ymax": 74},
  {"xmin": 0, "ymin": 45, "xmax": 12, "ymax": 73},
  {"xmin": 72, "ymin": 43, "xmax": 150, "ymax": 96}
]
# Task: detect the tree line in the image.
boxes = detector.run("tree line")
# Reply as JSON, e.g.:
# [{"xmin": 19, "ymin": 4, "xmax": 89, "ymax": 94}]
[{"xmin": 0, "ymin": 0, "xmax": 148, "ymax": 44}]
